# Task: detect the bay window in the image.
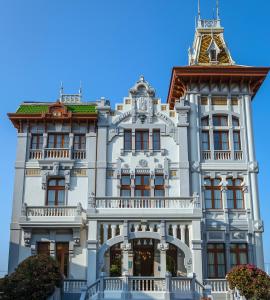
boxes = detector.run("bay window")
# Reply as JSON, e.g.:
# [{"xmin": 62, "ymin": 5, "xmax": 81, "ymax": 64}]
[{"xmin": 214, "ymin": 131, "xmax": 229, "ymax": 150}]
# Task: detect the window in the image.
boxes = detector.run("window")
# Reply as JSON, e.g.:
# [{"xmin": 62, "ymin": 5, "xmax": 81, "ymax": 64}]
[
  {"xmin": 233, "ymin": 131, "xmax": 241, "ymax": 151},
  {"xmin": 153, "ymin": 130, "xmax": 160, "ymax": 150},
  {"xmin": 207, "ymin": 244, "xmax": 226, "ymax": 278},
  {"xmin": 124, "ymin": 130, "xmax": 132, "ymax": 151},
  {"xmin": 135, "ymin": 174, "xmax": 150, "ymax": 196},
  {"xmin": 201, "ymin": 117, "xmax": 209, "ymax": 126},
  {"xmin": 202, "ymin": 131, "xmax": 210, "ymax": 150},
  {"xmin": 213, "ymin": 115, "xmax": 228, "ymax": 126},
  {"xmin": 47, "ymin": 178, "xmax": 65, "ymax": 206},
  {"xmin": 56, "ymin": 242, "xmax": 69, "ymax": 278},
  {"xmin": 48, "ymin": 134, "xmax": 69, "ymax": 148},
  {"xmin": 37, "ymin": 242, "xmax": 50, "ymax": 256},
  {"xmin": 214, "ymin": 131, "xmax": 229, "ymax": 150},
  {"xmin": 154, "ymin": 175, "xmax": 164, "ymax": 196},
  {"xmin": 232, "ymin": 117, "xmax": 240, "ymax": 127},
  {"xmin": 230, "ymin": 244, "xmax": 248, "ymax": 268},
  {"xmin": 204, "ymin": 178, "xmax": 222, "ymax": 209},
  {"xmin": 210, "ymin": 49, "xmax": 217, "ymax": 61},
  {"xmin": 135, "ymin": 130, "xmax": 149, "ymax": 151},
  {"xmin": 227, "ymin": 178, "xmax": 244, "ymax": 209},
  {"xmin": 73, "ymin": 134, "xmax": 86, "ymax": 150},
  {"xmin": 31, "ymin": 134, "xmax": 43, "ymax": 149},
  {"xmin": 121, "ymin": 175, "xmax": 131, "ymax": 197}
]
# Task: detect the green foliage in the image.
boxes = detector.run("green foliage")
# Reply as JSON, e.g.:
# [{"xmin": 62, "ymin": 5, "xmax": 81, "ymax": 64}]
[
  {"xmin": 0, "ymin": 255, "xmax": 62, "ymax": 300},
  {"xmin": 227, "ymin": 264, "xmax": 270, "ymax": 300}
]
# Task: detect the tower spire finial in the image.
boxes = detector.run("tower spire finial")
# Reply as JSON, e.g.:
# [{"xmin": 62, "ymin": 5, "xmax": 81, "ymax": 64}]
[
  {"xmin": 198, "ymin": 0, "xmax": 201, "ymax": 20},
  {"xmin": 216, "ymin": 0, "xmax": 220, "ymax": 19}
]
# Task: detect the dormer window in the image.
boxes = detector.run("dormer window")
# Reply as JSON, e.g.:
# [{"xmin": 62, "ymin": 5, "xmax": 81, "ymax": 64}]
[{"xmin": 210, "ymin": 49, "xmax": 217, "ymax": 62}]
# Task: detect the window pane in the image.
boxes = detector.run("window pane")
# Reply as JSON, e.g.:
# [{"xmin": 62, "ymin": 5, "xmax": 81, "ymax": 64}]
[
  {"xmin": 239, "ymin": 252, "xmax": 248, "ymax": 264},
  {"xmin": 201, "ymin": 117, "xmax": 209, "ymax": 126},
  {"xmin": 47, "ymin": 190, "xmax": 55, "ymax": 206},
  {"xmin": 204, "ymin": 190, "xmax": 212, "ymax": 209},
  {"xmin": 135, "ymin": 176, "xmax": 142, "ymax": 185},
  {"xmin": 48, "ymin": 179, "xmax": 57, "ymax": 186},
  {"xmin": 221, "ymin": 132, "xmax": 229, "ymax": 150},
  {"xmin": 202, "ymin": 131, "xmax": 210, "ymax": 150},
  {"xmin": 236, "ymin": 190, "xmax": 243, "ymax": 209},
  {"xmin": 214, "ymin": 190, "xmax": 222, "ymax": 208},
  {"xmin": 135, "ymin": 190, "xmax": 142, "ymax": 196},
  {"xmin": 63, "ymin": 135, "xmax": 69, "ymax": 148},
  {"xmin": 142, "ymin": 190, "xmax": 150, "ymax": 196},
  {"xmin": 155, "ymin": 189, "xmax": 165, "ymax": 197},
  {"xmin": 48, "ymin": 135, "xmax": 54, "ymax": 148},
  {"xmin": 58, "ymin": 179, "xmax": 65, "ymax": 186},
  {"xmin": 143, "ymin": 176, "xmax": 150, "ymax": 185},
  {"xmin": 153, "ymin": 130, "xmax": 160, "ymax": 150},
  {"xmin": 227, "ymin": 190, "xmax": 234, "ymax": 209},
  {"xmin": 58, "ymin": 191, "xmax": 65, "ymax": 205},
  {"xmin": 121, "ymin": 190, "xmax": 131, "ymax": 197},
  {"xmin": 233, "ymin": 132, "xmax": 241, "ymax": 150},
  {"xmin": 213, "ymin": 116, "xmax": 228, "ymax": 126},
  {"xmin": 143, "ymin": 131, "xmax": 149, "ymax": 150},
  {"xmin": 121, "ymin": 176, "xmax": 131, "ymax": 185},
  {"xmin": 124, "ymin": 130, "xmax": 132, "ymax": 150},
  {"xmin": 214, "ymin": 132, "xmax": 221, "ymax": 150},
  {"xmin": 232, "ymin": 117, "xmax": 240, "ymax": 127},
  {"xmin": 155, "ymin": 176, "xmax": 164, "ymax": 186}
]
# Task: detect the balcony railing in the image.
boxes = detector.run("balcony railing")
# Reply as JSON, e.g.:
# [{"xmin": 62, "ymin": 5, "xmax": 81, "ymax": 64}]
[
  {"xmin": 203, "ymin": 279, "xmax": 228, "ymax": 293},
  {"xmin": 94, "ymin": 197, "xmax": 200, "ymax": 209},
  {"xmin": 28, "ymin": 148, "xmax": 86, "ymax": 160},
  {"xmin": 21, "ymin": 203, "xmax": 83, "ymax": 218},
  {"xmin": 202, "ymin": 150, "xmax": 243, "ymax": 161},
  {"xmin": 80, "ymin": 273, "xmax": 211, "ymax": 300}
]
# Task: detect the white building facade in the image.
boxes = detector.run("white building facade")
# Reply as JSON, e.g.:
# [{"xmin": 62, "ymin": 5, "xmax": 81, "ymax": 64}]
[{"xmin": 8, "ymin": 15, "xmax": 269, "ymax": 300}]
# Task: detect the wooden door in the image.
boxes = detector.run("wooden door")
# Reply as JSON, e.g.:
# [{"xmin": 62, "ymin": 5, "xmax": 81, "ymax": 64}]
[{"xmin": 56, "ymin": 242, "xmax": 69, "ymax": 277}]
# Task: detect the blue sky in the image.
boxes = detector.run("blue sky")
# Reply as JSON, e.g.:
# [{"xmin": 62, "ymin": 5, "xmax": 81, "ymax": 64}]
[{"xmin": 0, "ymin": 0, "xmax": 270, "ymax": 276}]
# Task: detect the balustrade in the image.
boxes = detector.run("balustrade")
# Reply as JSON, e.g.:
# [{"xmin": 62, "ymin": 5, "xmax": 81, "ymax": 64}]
[
  {"xmin": 44, "ymin": 148, "xmax": 70, "ymax": 159},
  {"xmin": 29, "ymin": 149, "xmax": 42, "ymax": 160},
  {"xmin": 203, "ymin": 279, "xmax": 228, "ymax": 293},
  {"xmin": 63, "ymin": 279, "xmax": 87, "ymax": 293},
  {"xmin": 72, "ymin": 150, "xmax": 86, "ymax": 160},
  {"xmin": 129, "ymin": 277, "xmax": 165, "ymax": 292},
  {"xmin": 202, "ymin": 150, "xmax": 243, "ymax": 161},
  {"xmin": 96, "ymin": 197, "xmax": 197, "ymax": 209},
  {"xmin": 26, "ymin": 206, "xmax": 79, "ymax": 217}
]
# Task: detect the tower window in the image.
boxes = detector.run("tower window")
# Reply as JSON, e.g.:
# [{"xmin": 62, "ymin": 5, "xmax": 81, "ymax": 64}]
[
  {"xmin": 204, "ymin": 178, "xmax": 222, "ymax": 209},
  {"xmin": 135, "ymin": 174, "xmax": 150, "ymax": 196},
  {"xmin": 73, "ymin": 134, "xmax": 86, "ymax": 150},
  {"xmin": 213, "ymin": 131, "xmax": 229, "ymax": 150},
  {"xmin": 121, "ymin": 175, "xmax": 131, "ymax": 197},
  {"xmin": 154, "ymin": 175, "xmax": 165, "ymax": 196},
  {"xmin": 31, "ymin": 134, "xmax": 43, "ymax": 150},
  {"xmin": 210, "ymin": 49, "xmax": 217, "ymax": 61},
  {"xmin": 135, "ymin": 130, "xmax": 149, "ymax": 151},
  {"xmin": 227, "ymin": 178, "xmax": 244, "ymax": 209},
  {"xmin": 207, "ymin": 244, "xmax": 226, "ymax": 278},
  {"xmin": 48, "ymin": 134, "xmax": 69, "ymax": 148},
  {"xmin": 230, "ymin": 244, "xmax": 248, "ymax": 268}
]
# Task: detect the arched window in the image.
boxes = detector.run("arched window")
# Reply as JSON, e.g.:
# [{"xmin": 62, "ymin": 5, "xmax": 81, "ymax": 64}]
[
  {"xmin": 47, "ymin": 178, "xmax": 65, "ymax": 206},
  {"xmin": 227, "ymin": 178, "xmax": 244, "ymax": 209},
  {"xmin": 204, "ymin": 178, "xmax": 222, "ymax": 209},
  {"xmin": 210, "ymin": 49, "xmax": 217, "ymax": 62}
]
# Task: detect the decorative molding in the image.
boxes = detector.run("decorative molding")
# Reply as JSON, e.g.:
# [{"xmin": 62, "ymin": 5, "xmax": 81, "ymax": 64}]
[{"xmin": 25, "ymin": 168, "xmax": 41, "ymax": 176}]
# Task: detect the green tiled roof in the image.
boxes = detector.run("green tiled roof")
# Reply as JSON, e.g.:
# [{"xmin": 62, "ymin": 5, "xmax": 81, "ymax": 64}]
[{"xmin": 16, "ymin": 104, "xmax": 97, "ymax": 114}]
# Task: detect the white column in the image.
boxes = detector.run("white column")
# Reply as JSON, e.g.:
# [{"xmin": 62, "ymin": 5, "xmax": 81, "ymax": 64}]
[
  {"xmin": 188, "ymin": 225, "xmax": 192, "ymax": 247},
  {"xmin": 180, "ymin": 225, "xmax": 186, "ymax": 244},
  {"xmin": 111, "ymin": 224, "xmax": 117, "ymax": 238},
  {"xmin": 191, "ymin": 220, "xmax": 203, "ymax": 282},
  {"xmin": 158, "ymin": 243, "xmax": 168, "ymax": 277},
  {"xmin": 87, "ymin": 220, "xmax": 98, "ymax": 285},
  {"xmin": 103, "ymin": 224, "xmax": 108, "ymax": 242},
  {"xmin": 172, "ymin": 225, "xmax": 178, "ymax": 239}
]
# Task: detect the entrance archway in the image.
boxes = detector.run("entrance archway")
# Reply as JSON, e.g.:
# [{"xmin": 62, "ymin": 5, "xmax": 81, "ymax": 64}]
[{"xmin": 133, "ymin": 239, "xmax": 155, "ymax": 276}]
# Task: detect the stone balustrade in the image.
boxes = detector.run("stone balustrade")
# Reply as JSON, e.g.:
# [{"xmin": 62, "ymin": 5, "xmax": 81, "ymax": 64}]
[
  {"xmin": 203, "ymin": 279, "xmax": 228, "ymax": 293},
  {"xmin": 202, "ymin": 150, "xmax": 243, "ymax": 161},
  {"xmin": 26, "ymin": 206, "xmax": 79, "ymax": 217},
  {"xmin": 80, "ymin": 273, "xmax": 211, "ymax": 300},
  {"xmin": 95, "ymin": 197, "xmax": 199, "ymax": 209},
  {"xmin": 28, "ymin": 148, "xmax": 86, "ymax": 160}
]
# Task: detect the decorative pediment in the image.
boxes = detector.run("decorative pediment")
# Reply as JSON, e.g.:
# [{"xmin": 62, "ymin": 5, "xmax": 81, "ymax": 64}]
[{"xmin": 45, "ymin": 101, "xmax": 71, "ymax": 118}]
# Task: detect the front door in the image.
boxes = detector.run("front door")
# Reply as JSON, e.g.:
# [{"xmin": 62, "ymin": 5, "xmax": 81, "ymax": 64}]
[
  {"xmin": 56, "ymin": 242, "xmax": 69, "ymax": 278},
  {"xmin": 133, "ymin": 239, "xmax": 154, "ymax": 276}
]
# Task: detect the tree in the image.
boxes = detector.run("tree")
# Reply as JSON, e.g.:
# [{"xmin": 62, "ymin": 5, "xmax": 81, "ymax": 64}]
[
  {"xmin": 226, "ymin": 264, "xmax": 270, "ymax": 300},
  {"xmin": 0, "ymin": 255, "xmax": 62, "ymax": 300}
]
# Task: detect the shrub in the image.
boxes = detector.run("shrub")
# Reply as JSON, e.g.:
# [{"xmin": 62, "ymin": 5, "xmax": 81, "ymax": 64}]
[
  {"xmin": 227, "ymin": 264, "xmax": 270, "ymax": 300},
  {"xmin": 0, "ymin": 255, "xmax": 62, "ymax": 300}
]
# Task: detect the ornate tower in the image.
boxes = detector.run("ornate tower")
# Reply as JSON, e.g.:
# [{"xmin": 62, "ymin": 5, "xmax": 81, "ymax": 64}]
[{"xmin": 168, "ymin": 7, "xmax": 269, "ymax": 283}]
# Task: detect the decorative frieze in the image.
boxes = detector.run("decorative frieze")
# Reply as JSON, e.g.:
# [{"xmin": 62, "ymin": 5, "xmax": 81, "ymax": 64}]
[{"xmin": 25, "ymin": 168, "xmax": 41, "ymax": 176}]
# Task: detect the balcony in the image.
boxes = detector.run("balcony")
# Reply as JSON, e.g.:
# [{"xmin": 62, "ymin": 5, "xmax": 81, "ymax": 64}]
[
  {"xmin": 202, "ymin": 150, "xmax": 243, "ymax": 161},
  {"xmin": 28, "ymin": 148, "xmax": 86, "ymax": 160},
  {"xmin": 89, "ymin": 196, "xmax": 201, "ymax": 218},
  {"xmin": 19, "ymin": 203, "xmax": 84, "ymax": 228}
]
